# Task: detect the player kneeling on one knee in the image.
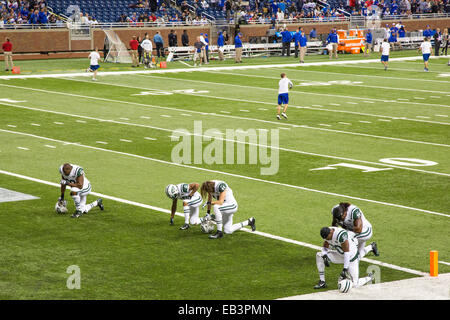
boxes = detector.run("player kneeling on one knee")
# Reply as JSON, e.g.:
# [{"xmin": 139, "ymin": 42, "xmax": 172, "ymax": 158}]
[
  {"xmin": 200, "ymin": 180, "xmax": 256, "ymax": 239},
  {"xmin": 58, "ymin": 163, "xmax": 104, "ymax": 218},
  {"xmin": 314, "ymin": 226, "xmax": 374, "ymax": 290},
  {"xmin": 165, "ymin": 182, "xmax": 203, "ymax": 230},
  {"xmin": 331, "ymin": 202, "xmax": 379, "ymax": 259}
]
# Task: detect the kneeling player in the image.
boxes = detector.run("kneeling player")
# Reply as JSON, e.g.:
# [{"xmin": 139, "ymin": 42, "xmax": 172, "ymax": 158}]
[
  {"xmin": 165, "ymin": 183, "xmax": 203, "ymax": 230},
  {"xmin": 59, "ymin": 163, "xmax": 104, "ymax": 218},
  {"xmin": 200, "ymin": 180, "xmax": 255, "ymax": 239},
  {"xmin": 331, "ymin": 202, "xmax": 379, "ymax": 258},
  {"xmin": 314, "ymin": 226, "xmax": 374, "ymax": 289}
]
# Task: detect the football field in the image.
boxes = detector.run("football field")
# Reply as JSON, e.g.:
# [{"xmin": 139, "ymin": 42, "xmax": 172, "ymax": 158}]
[{"xmin": 0, "ymin": 51, "xmax": 449, "ymax": 299}]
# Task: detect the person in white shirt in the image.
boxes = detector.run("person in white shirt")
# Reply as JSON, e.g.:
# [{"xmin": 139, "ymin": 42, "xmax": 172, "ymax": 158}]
[
  {"xmin": 380, "ymin": 39, "xmax": 391, "ymax": 71},
  {"xmin": 87, "ymin": 47, "xmax": 100, "ymax": 81},
  {"xmin": 418, "ymin": 37, "xmax": 432, "ymax": 72},
  {"xmin": 140, "ymin": 35, "xmax": 154, "ymax": 68},
  {"xmin": 199, "ymin": 33, "xmax": 208, "ymax": 63},
  {"xmin": 277, "ymin": 73, "xmax": 293, "ymax": 120}
]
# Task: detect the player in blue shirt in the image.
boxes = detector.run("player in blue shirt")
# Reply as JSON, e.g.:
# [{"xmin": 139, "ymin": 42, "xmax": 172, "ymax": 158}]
[
  {"xmin": 364, "ymin": 29, "xmax": 373, "ymax": 56},
  {"xmin": 281, "ymin": 28, "xmax": 292, "ymax": 57},
  {"xmin": 327, "ymin": 28, "xmax": 338, "ymax": 59},
  {"xmin": 293, "ymin": 27, "xmax": 301, "ymax": 58},
  {"xmin": 299, "ymin": 30, "xmax": 307, "ymax": 63}
]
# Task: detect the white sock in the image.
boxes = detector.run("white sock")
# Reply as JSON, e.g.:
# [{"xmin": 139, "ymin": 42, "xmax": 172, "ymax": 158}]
[
  {"xmin": 356, "ymin": 275, "xmax": 372, "ymax": 287},
  {"xmin": 85, "ymin": 200, "xmax": 98, "ymax": 213},
  {"xmin": 183, "ymin": 206, "xmax": 190, "ymax": 224},
  {"xmin": 316, "ymin": 252, "xmax": 326, "ymax": 282},
  {"xmin": 71, "ymin": 194, "xmax": 81, "ymax": 210},
  {"xmin": 214, "ymin": 210, "xmax": 223, "ymax": 232}
]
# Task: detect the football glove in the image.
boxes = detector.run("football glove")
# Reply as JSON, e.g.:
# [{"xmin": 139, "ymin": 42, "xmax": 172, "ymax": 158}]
[
  {"xmin": 340, "ymin": 268, "xmax": 353, "ymax": 281},
  {"xmin": 60, "ymin": 179, "xmax": 68, "ymax": 185},
  {"xmin": 57, "ymin": 198, "xmax": 67, "ymax": 207},
  {"xmin": 323, "ymin": 254, "xmax": 331, "ymax": 267}
]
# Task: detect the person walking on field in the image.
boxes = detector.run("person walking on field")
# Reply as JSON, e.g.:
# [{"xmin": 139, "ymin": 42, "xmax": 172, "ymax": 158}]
[
  {"xmin": 327, "ymin": 28, "xmax": 338, "ymax": 59},
  {"xmin": 234, "ymin": 32, "xmax": 243, "ymax": 63},
  {"xmin": 276, "ymin": 73, "xmax": 293, "ymax": 120},
  {"xmin": 129, "ymin": 36, "xmax": 140, "ymax": 67},
  {"xmin": 2, "ymin": 37, "xmax": 13, "ymax": 71}
]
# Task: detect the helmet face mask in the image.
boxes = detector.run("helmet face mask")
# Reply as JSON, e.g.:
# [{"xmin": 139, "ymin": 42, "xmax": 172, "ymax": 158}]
[{"xmin": 165, "ymin": 184, "xmax": 179, "ymax": 199}]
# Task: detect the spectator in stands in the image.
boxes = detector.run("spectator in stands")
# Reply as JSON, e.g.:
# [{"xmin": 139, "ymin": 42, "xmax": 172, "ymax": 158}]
[
  {"xmin": 441, "ymin": 28, "xmax": 449, "ymax": 56},
  {"xmin": 225, "ymin": 0, "xmax": 232, "ymax": 21},
  {"xmin": 217, "ymin": 31, "xmax": 225, "ymax": 61},
  {"xmin": 153, "ymin": 31, "xmax": 165, "ymax": 58},
  {"xmin": 326, "ymin": 28, "xmax": 338, "ymax": 59},
  {"xmin": 309, "ymin": 27, "xmax": 317, "ymax": 40},
  {"xmin": 364, "ymin": 29, "xmax": 373, "ymax": 56},
  {"xmin": 168, "ymin": 30, "xmax": 178, "ymax": 47},
  {"xmin": 2, "ymin": 37, "xmax": 13, "ymax": 71},
  {"xmin": 433, "ymin": 28, "xmax": 442, "ymax": 56},
  {"xmin": 182, "ymin": 30, "xmax": 189, "ymax": 46},
  {"xmin": 276, "ymin": 8, "xmax": 284, "ymax": 20},
  {"xmin": 129, "ymin": 35, "xmax": 140, "ymax": 67},
  {"xmin": 234, "ymin": 32, "xmax": 243, "ymax": 63},
  {"xmin": 281, "ymin": 27, "xmax": 292, "ymax": 56}
]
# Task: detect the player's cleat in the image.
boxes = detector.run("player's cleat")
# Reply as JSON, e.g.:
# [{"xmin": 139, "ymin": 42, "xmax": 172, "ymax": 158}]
[
  {"xmin": 313, "ymin": 280, "xmax": 327, "ymax": 289},
  {"xmin": 170, "ymin": 218, "xmax": 174, "ymax": 225},
  {"xmin": 424, "ymin": 68, "xmax": 429, "ymax": 72},
  {"xmin": 276, "ymin": 115, "xmax": 281, "ymax": 120},
  {"xmin": 281, "ymin": 112, "xmax": 288, "ymax": 119},
  {"xmin": 180, "ymin": 223, "xmax": 190, "ymax": 230},
  {"xmin": 92, "ymin": 78, "xmax": 98, "ymax": 81},
  {"xmin": 248, "ymin": 217, "xmax": 256, "ymax": 231},
  {"xmin": 371, "ymin": 242, "xmax": 379, "ymax": 256},
  {"xmin": 209, "ymin": 231, "xmax": 223, "ymax": 239},
  {"xmin": 71, "ymin": 210, "xmax": 83, "ymax": 218},
  {"xmin": 384, "ymin": 66, "xmax": 387, "ymax": 71},
  {"xmin": 97, "ymin": 198, "xmax": 104, "ymax": 211}
]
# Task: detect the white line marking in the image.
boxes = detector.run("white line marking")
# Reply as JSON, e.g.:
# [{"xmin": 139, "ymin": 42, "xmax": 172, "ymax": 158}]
[
  {"xmin": 17, "ymin": 147, "xmax": 29, "ymax": 150},
  {"xmin": 278, "ymin": 127, "xmax": 291, "ymax": 130},
  {"xmin": 140, "ymin": 116, "xmax": 151, "ymax": 119},
  {"xmin": 319, "ymin": 124, "xmax": 331, "ymax": 127},
  {"xmin": 30, "ymin": 123, "xmax": 40, "ymax": 126},
  {"xmin": 330, "ymin": 103, "xmax": 341, "ymax": 106},
  {"xmin": 397, "ymin": 98, "xmax": 409, "ymax": 101},
  {"xmin": 416, "ymin": 116, "xmax": 431, "ymax": 119},
  {"xmin": 359, "ymin": 120, "xmax": 372, "ymax": 123},
  {"xmin": 96, "ymin": 141, "xmax": 108, "ymax": 144},
  {"xmin": 240, "ymin": 109, "xmax": 250, "ymax": 112},
  {"xmin": 258, "ymin": 108, "xmax": 268, "ymax": 111},
  {"xmin": 7, "ymin": 125, "xmax": 16, "ymax": 128},
  {"xmin": 44, "ymin": 144, "xmax": 56, "ymax": 148},
  {"xmin": 438, "ymin": 261, "xmax": 450, "ymax": 266},
  {"xmin": 161, "ymin": 115, "xmax": 171, "ymax": 118},
  {"xmin": 0, "ymin": 168, "xmax": 431, "ymax": 277},
  {"xmin": 363, "ymin": 101, "xmax": 375, "ymax": 104},
  {"xmin": 2, "ymin": 96, "xmax": 449, "ymax": 151},
  {"xmin": 312, "ymin": 105, "xmax": 323, "ymax": 107},
  {"xmin": 2, "ymin": 129, "xmax": 450, "ymax": 218},
  {"xmin": 144, "ymin": 137, "xmax": 156, "ymax": 140},
  {"xmin": 119, "ymin": 139, "xmax": 132, "ymax": 143},
  {"xmin": 119, "ymin": 117, "xmax": 130, "ymax": 121},
  {"xmin": 5, "ymin": 80, "xmax": 450, "ymax": 128},
  {"xmin": 220, "ymin": 110, "xmax": 231, "ymax": 114},
  {"xmin": 338, "ymin": 122, "xmax": 351, "ymax": 125},
  {"xmin": 53, "ymin": 121, "xmax": 64, "ymax": 125},
  {"xmin": 414, "ymin": 97, "xmax": 425, "ymax": 100},
  {"xmin": 347, "ymin": 102, "xmax": 358, "ymax": 105},
  {"xmin": 180, "ymin": 113, "xmax": 191, "ymax": 116},
  {"xmin": 378, "ymin": 119, "xmax": 392, "ymax": 122},
  {"xmin": 430, "ymin": 96, "xmax": 441, "ymax": 98},
  {"xmin": 435, "ymin": 114, "xmax": 448, "ymax": 117},
  {"xmin": 76, "ymin": 120, "xmax": 87, "ymax": 123}
]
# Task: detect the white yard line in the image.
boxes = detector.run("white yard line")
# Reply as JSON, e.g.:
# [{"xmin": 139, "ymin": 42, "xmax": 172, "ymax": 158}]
[
  {"xmin": 76, "ymin": 120, "xmax": 87, "ymax": 123},
  {"xmin": 2, "ymin": 101, "xmax": 449, "ymax": 153},
  {"xmin": 1, "ymin": 55, "xmax": 442, "ymax": 80},
  {"xmin": 438, "ymin": 261, "xmax": 450, "ymax": 266},
  {"xmin": 119, "ymin": 139, "xmax": 132, "ymax": 143},
  {"xmin": 1, "ymin": 129, "xmax": 450, "ymax": 219},
  {"xmin": 96, "ymin": 141, "xmax": 108, "ymax": 144},
  {"xmin": 0, "ymin": 168, "xmax": 432, "ymax": 277},
  {"xmin": 44, "ymin": 144, "xmax": 56, "ymax": 148},
  {"xmin": 16, "ymin": 147, "xmax": 29, "ymax": 150},
  {"xmin": 30, "ymin": 123, "xmax": 40, "ymax": 126},
  {"xmin": 7, "ymin": 125, "xmax": 16, "ymax": 128},
  {"xmin": 144, "ymin": 137, "xmax": 156, "ymax": 140}
]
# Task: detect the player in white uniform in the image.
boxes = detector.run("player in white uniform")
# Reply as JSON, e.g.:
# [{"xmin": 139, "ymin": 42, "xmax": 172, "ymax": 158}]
[
  {"xmin": 331, "ymin": 202, "xmax": 379, "ymax": 259},
  {"xmin": 58, "ymin": 163, "xmax": 104, "ymax": 218},
  {"xmin": 165, "ymin": 182, "xmax": 203, "ymax": 230},
  {"xmin": 87, "ymin": 47, "xmax": 101, "ymax": 81},
  {"xmin": 200, "ymin": 180, "xmax": 255, "ymax": 239},
  {"xmin": 314, "ymin": 226, "xmax": 374, "ymax": 289},
  {"xmin": 140, "ymin": 35, "xmax": 154, "ymax": 68}
]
